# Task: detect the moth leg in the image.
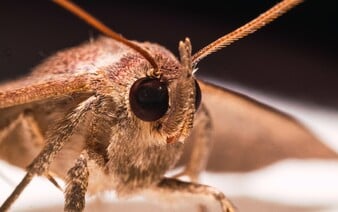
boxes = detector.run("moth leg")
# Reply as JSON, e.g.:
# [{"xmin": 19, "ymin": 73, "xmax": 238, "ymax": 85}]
[
  {"xmin": 0, "ymin": 111, "xmax": 63, "ymax": 191},
  {"xmin": 157, "ymin": 178, "xmax": 236, "ymax": 212},
  {"xmin": 0, "ymin": 113, "xmax": 25, "ymax": 143},
  {"xmin": 175, "ymin": 104, "xmax": 212, "ymax": 182},
  {"xmin": 0, "ymin": 111, "xmax": 44, "ymax": 166},
  {"xmin": 0, "ymin": 111, "xmax": 43, "ymax": 186},
  {"xmin": 64, "ymin": 95, "xmax": 117, "ymax": 211},
  {"xmin": 0, "ymin": 96, "xmax": 97, "ymax": 211},
  {"xmin": 64, "ymin": 153, "xmax": 89, "ymax": 212}
]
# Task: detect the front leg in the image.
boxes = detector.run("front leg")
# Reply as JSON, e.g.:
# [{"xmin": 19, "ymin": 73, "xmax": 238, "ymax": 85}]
[
  {"xmin": 65, "ymin": 153, "xmax": 89, "ymax": 212},
  {"xmin": 157, "ymin": 178, "xmax": 236, "ymax": 212},
  {"xmin": 0, "ymin": 96, "xmax": 97, "ymax": 211}
]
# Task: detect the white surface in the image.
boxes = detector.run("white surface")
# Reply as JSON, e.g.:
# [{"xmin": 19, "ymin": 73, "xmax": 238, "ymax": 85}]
[{"xmin": 203, "ymin": 160, "xmax": 338, "ymax": 207}]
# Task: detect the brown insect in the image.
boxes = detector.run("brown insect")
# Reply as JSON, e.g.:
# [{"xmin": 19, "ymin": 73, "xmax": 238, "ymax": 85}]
[{"xmin": 0, "ymin": 0, "xmax": 337, "ymax": 211}]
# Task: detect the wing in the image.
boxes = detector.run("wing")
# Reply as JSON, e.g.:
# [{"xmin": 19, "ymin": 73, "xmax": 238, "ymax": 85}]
[
  {"xmin": 0, "ymin": 72, "xmax": 97, "ymax": 170},
  {"xmin": 0, "ymin": 73, "xmax": 98, "ymax": 109},
  {"xmin": 0, "ymin": 36, "xmax": 129, "ymax": 109},
  {"xmin": 183, "ymin": 80, "xmax": 337, "ymax": 172}
]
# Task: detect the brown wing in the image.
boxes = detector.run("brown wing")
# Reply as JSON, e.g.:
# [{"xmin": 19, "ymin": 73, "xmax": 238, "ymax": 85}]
[
  {"xmin": 186, "ymin": 80, "xmax": 337, "ymax": 172},
  {"xmin": 0, "ymin": 73, "xmax": 97, "ymax": 171},
  {"xmin": 0, "ymin": 73, "xmax": 98, "ymax": 109}
]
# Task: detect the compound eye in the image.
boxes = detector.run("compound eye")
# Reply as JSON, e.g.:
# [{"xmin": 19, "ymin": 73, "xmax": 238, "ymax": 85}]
[
  {"xmin": 194, "ymin": 80, "xmax": 202, "ymax": 110},
  {"xmin": 129, "ymin": 77, "xmax": 169, "ymax": 121}
]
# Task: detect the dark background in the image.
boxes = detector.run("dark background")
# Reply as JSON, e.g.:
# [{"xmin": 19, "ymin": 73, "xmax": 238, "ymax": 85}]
[{"xmin": 0, "ymin": 1, "xmax": 337, "ymax": 108}]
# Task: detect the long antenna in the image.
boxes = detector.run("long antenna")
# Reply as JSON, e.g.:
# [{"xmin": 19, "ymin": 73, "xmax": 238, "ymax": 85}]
[
  {"xmin": 53, "ymin": 0, "xmax": 161, "ymax": 77},
  {"xmin": 192, "ymin": 0, "xmax": 303, "ymax": 66}
]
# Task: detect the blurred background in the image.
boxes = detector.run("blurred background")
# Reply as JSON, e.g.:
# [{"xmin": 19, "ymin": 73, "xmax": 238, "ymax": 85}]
[
  {"xmin": 0, "ymin": 1, "xmax": 337, "ymax": 211},
  {"xmin": 0, "ymin": 0, "xmax": 337, "ymax": 108}
]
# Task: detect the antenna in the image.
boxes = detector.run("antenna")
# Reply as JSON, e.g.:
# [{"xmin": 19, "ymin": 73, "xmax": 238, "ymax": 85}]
[
  {"xmin": 192, "ymin": 0, "xmax": 303, "ymax": 66},
  {"xmin": 53, "ymin": 0, "xmax": 161, "ymax": 77}
]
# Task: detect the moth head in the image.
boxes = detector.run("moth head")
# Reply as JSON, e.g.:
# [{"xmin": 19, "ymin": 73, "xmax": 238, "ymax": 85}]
[
  {"xmin": 53, "ymin": 0, "xmax": 303, "ymax": 144},
  {"xmin": 128, "ymin": 38, "xmax": 201, "ymax": 143}
]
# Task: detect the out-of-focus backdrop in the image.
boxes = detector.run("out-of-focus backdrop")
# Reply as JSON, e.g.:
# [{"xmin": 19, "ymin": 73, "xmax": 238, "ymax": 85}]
[{"xmin": 0, "ymin": 1, "xmax": 337, "ymax": 211}]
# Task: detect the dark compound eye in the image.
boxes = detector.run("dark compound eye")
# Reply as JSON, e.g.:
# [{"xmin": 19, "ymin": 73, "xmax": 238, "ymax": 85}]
[
  {"xmin": 194, "ymin": 80, "xmax": 202, "ymax": 110},
  {"xmin": 129, "ymin": 77, "xmax": 169, "ymax": 121}
]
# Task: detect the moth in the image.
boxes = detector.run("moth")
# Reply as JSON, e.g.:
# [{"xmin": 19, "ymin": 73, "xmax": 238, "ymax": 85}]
[{"xmin": 0, "ymin": 0, "xmax": 337, "ymax": 211}]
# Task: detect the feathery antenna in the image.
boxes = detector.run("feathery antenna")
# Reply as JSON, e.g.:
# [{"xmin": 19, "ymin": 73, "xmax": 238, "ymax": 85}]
[
  {"xmin": 53, "ymin": 0, "xmax": 161, "ymax": 77},
  {"xmin": 192, "ymin": 0, "xmax": 303, "ymax": 66}
]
